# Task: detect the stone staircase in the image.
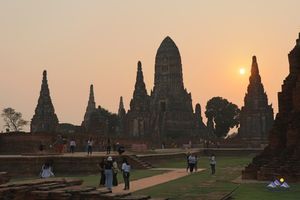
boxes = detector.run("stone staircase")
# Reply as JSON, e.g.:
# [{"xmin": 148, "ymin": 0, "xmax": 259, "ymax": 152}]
[
  {"xmin": 127, "ymin": 155, "xmax": 153, "ymax": 169},
  {"xmin": 0, "ymin": 178, "xmax": 167, "ymax": 200}
]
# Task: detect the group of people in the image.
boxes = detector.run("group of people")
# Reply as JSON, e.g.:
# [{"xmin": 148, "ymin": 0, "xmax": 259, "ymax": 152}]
[
  {"xmin": 49, "ymin": 137, "xmax": 125, "ymax": 155},
  {"xmin": 186, "ymin": 153, "xmax": 198, "ymax": 172},
  {"xmin": 98, "ymin": 157, "xmax": 131, "ymax": 191},
  {"xmin": 186, "ymin": 152, "xmax": 217, "ymax": 175}
]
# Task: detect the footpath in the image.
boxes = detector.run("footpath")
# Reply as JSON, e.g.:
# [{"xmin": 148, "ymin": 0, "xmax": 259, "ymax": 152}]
[{"xmin": 113, "ymin": 168, "xmax": 205, "ymax": 193}]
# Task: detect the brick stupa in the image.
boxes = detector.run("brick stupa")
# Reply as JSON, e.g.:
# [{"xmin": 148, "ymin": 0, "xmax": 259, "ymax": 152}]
[
  {"xmin": 31, "ymin": 70, "xmax": 59, "ymax": 133},
  {"xmin": 238, "ymin": 56, "xmax": 274, "ymax": 147},
  {"xmin": 242, "ymin": 33, "xmax": 300, "ymax": 182}
]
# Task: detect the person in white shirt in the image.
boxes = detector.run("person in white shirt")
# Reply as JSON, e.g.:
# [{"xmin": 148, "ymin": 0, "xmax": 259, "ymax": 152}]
[
  {"xmin": 188, "ymin": 154, "xmax": 197, "ymax": 173},
  {"xmin": 70, "ymin": 139, "xmax": 76, "ymax": 154},
  {"xmin": 121, "ymin": 158, "xmax": 131, "ymax": 190},
  {"xmin": 209, "ymin": 154, "xmax": 216, "ymax": 175},
  {"xmin": 87, "ymin": 138, "xmax": 93, "ymax": 155},
  {"xmin": 40, "ymin": 162, "xmax": 54, "ymax": 178}
]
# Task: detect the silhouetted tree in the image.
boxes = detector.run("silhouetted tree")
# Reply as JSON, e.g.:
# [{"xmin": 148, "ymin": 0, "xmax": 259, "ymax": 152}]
[
  {"xmin": 205, "ymin": 97, "xmax": 240, "ymax": 138},
  {"xmin": 1, "ymin": 107, "xmax": 28, "ymax": 132}
]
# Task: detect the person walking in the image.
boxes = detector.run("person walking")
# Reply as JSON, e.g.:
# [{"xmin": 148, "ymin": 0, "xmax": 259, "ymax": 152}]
[
  {"xmin": 209, "ymin": 153, "xmax": 216, "ymax": 175},
  {"xmin": 98, "ymin": 158, "xmax": 106, "ymax": 187},
  {"xmin": 104, "ymin": 156, "xmax": 113, "ymax": 191},
  {"xmin": 70, "ymin": 139, "xmax": 76, "ymax": 154},
  {"xmin": 121, "ymin": 158, "xmax": 131, "ymax": 190},
  {"xmin": 87, "ymin": 138, "xmax": 93, "ymax": 155}
]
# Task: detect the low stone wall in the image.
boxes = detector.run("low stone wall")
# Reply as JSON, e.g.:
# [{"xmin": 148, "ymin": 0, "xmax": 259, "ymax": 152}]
[
  {"xmin": 0, "ymin": 155, "xmax": 146, "ymax": 178},
  {"xmin": 0, "ymin": 132, "xmax": 151, "ymax": 155}
]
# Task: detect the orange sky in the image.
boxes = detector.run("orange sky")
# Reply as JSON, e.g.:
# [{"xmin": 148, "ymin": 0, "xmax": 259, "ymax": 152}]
[{"xmin": 0, "ymin": 0, "xmax": 299, "ymax": 131}]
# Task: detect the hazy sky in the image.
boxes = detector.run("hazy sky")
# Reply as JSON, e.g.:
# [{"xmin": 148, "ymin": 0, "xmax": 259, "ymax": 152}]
[{"xmin": 0, "ymin": 0, "xmax": 299, "ymax": 131}]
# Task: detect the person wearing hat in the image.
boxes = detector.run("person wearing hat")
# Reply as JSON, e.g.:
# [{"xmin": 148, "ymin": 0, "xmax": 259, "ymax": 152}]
[{"xmin": 104, "ymin": 156, "xmax": 113, "ymax": 191}]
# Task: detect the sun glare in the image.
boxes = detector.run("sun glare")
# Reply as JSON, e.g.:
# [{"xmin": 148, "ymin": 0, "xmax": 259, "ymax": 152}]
[{"xmin": 239, "ymin": 68, "xmax": 246, "ymax": 75}]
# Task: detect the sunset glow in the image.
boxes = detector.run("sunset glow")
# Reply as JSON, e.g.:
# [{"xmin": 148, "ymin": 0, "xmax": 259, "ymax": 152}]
[{"xmin": 0, "ymin": 0, "xmax": 299, "ymax": 131}]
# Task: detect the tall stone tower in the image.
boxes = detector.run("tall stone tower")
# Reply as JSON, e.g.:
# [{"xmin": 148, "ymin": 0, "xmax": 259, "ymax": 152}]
[
  {"xmin": 118, "ymin": 96, "xmax": 126, "ymax": 118},
  {"xmin": 243, "ymin": 33, "xmax": 300, "ymax": 181},
  {"xmin": 126, "ymin": 61, "xmax": 151, "ymax": 137},
  {"xmin": 81, "ymin": 84, "xmax": 96, "ymax": 129},
  {"xmin": 150, "ymin": 36, "xmax": 195, "ymax": 138},
  {"xmin": 238, "ymin": 56, "xmax": 274, "ymax": 146},
  {"xmin": 117, "ymin": 96, "xmax": 126, "ymax": 134},
  {"xmin": 31, "ymin": 70, "xmax": 59, "ymax": 133}
]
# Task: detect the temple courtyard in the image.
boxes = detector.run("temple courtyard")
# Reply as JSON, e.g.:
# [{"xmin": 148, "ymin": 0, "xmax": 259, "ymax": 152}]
[{"xmin": 2, "ymin": 150, "xmax": 299, "ymax": 200}]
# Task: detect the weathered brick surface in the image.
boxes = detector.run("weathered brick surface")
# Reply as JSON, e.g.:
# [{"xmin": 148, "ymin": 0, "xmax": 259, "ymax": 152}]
[
  {"xmin": 0, "ymin": 178, "xmax": 165, "ymax": 200},
  {"xmin": 0, "ymin": 172, "xmax": 10, "ymax": 185}
]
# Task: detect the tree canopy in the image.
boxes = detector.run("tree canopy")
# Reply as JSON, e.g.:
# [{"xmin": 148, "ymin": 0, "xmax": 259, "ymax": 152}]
[
  {"xmin": 205, "ymin": 97, "xmax": 240, "ymax": 138},
  {"xmin": 1, "ymin": 107, "xmax": 28, "ymax": 132}
]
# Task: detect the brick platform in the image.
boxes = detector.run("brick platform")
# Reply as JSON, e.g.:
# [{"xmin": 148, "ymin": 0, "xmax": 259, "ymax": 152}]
[{"xmin": 0, "ymin": 178, "xmax": 164, "ymax": 200}]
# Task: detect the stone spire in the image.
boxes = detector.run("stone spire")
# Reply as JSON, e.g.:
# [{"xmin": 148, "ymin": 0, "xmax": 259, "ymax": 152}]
[
  {"xmin": 129, "ymin": 61, "xmax": 149, "ymax": 111},
  {"xmin": 87, "ymin": 84, "xmax": 96, "ymax": 112},
  {"xmin": 82, "ymin": 84, "xmax": 96, "ymax": 128},
  {"xmin": 244, "ymin": 56, "xmax": 268, "ymax": 109},
  {"xmin": 126, "ymin": 61, "xmax": 151, "ymax": 137},
  {"xmin": 238, "ymin": 56, "xmax": 274, "ymax": 142},
  {"xmin": 118, "ymin": 96, "xmax": 126, "ymax": 118},
  {"xmin": 31, "ymin": 70, "xmax": 59, "ymax": 133},
  {"xmin": 195, "ymin": 103, "xmax": 206, "ymax": 129}
]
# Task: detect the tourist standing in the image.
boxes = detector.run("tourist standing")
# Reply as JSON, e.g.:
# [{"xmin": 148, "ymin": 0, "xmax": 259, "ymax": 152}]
[
  {"xmin": 112, "ymin": 159, "xmax": 119, "ymax": 186},
  {"xmin": 70, "ymin": 139, "xmax": 76, "ymax": 154},
  {"xmin": 209, "ymin": 154, "xmax": 216, "ymax": 175},
  {"xmin": 104, "ymin": 156, "xmax": 113, "ymax": 191},
  {"xmin": 188, "ymin": 153, "xmax": 197, "ymax": 173},
  {"xmin": 54, "ymin": 135, "xmax": 64, "ymax": 153},
  {"xmin": 87, "ymin": 138, "xmax": 93, "ymax": 155},
  {"xmin": 186, "ymin": 152, "xmax": 191, "ymax": 172},
  {"xmin": 98, "ymin": 158, "xmax": 106, "ymax": 187},
  {"xmin": 121, "ymin": 158, "xmax": 131, "ymax": 190},
  {"xmin": 195, "ymin": 155, "xmax": 198, "ymax": 172}
]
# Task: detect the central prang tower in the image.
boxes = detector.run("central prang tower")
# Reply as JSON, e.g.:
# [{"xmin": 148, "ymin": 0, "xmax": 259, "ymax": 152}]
[
  {"xmin": 150, "ymin": 36, "xmax": 195, "ymax": 138},
  {"xmin": 125, "ymin": 36, "xmax": 206, "ymax": 139}
]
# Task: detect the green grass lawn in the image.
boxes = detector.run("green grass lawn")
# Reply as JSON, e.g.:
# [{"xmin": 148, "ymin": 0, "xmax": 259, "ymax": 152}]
[
  {"xmin": 233, "ymin": 183, "xmax": 300, "ymax": 200},
  {"xmin": 135, "ymin": 155, "xmax": 300, "ymax": 200},
  {"xmin": 64, "ymin": 169, "xmax": 167, "ymax": 187}
]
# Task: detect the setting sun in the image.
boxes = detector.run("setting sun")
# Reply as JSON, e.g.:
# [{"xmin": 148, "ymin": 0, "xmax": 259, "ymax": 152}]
[{"xmin": 239, "ymin": 68, "xmax": 246, "ymax": 75}]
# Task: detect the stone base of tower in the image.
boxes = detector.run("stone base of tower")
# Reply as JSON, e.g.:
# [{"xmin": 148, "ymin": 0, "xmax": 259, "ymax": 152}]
[
  {"xmin": 242, "ymin": 113, "xmax": 300, "ymax": 182},
  {"xmin": 242, "ymin": 160, "xmax": 300, "ymax": 182}
]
